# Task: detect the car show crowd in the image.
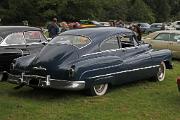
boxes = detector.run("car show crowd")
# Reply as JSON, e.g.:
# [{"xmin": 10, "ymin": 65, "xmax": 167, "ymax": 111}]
[{"xmin": 46, "ymin": 17, "xmax": 179, "ymax": 41}]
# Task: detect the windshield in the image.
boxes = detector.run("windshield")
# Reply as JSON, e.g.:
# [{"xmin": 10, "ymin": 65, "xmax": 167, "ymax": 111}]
[{"xmin": 49, "ymin": 35, "xmax": 91, "ymax": 48}]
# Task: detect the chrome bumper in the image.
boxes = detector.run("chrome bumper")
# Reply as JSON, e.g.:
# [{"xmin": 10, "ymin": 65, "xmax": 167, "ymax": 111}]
[{"xmin": 7, "ymin": 73, "xmax": 85, "ymax": 90}]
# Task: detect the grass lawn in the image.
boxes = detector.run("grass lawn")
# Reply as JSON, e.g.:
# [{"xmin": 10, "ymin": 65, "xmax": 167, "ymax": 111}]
[{"xmin": 0, "ymin": 61, "xmax": 180, "ymax": 120}]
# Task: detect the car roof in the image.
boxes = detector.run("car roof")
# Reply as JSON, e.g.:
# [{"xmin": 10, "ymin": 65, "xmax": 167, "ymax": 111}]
[
  {"xmin": 60, "ymin": 27, "xmax": 134, "ymax": 42},
  {"xmin": 144, "ymin": 30, "xmax": 180, "ymax": 39},
  {"xmin": 153, "ymin": 30, "xmax": 180, "ymax": 34},
  {"xmin": 0, "ymin": 26, "xmax": 41, "ymax": 38}
]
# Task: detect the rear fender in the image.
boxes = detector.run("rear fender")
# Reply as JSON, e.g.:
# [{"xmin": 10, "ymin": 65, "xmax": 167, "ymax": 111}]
[{"xmin": 74, "ymin": 56, "xmax": 123, "ymax": 81}]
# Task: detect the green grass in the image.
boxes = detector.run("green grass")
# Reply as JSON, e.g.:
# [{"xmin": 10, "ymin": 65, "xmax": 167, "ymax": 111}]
[{"xmin": 1, "ymin": 61, "xmax": 180, "ymax": 120}]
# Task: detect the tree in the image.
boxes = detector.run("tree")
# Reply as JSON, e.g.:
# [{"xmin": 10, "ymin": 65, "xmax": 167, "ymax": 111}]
[{"xmin": 128, "ymin": 0, "xmax": 155, "ymax": 23}]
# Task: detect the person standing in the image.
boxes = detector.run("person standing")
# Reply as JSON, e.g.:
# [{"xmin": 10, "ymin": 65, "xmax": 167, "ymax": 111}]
[
  {"xmin": 60, "ymin": 22, "xmax": 69, "ymax": 32},
  {"xmin": 132, "ymin": 24, "xmax": 142, "ymax": 42},
  {"xmin": 47, "ymin": 17, "xmax": 60, "ymax": 38}
]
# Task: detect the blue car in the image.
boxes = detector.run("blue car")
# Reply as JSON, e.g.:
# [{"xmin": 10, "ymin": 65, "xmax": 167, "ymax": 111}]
[{"xmin": 3, "ymin": 27, "xmax": 172, "ymax": 96}]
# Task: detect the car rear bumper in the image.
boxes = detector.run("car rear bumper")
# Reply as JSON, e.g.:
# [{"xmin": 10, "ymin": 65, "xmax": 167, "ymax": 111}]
[{"xmin": 7, "ymin": 72, "xmax": 85, "ymax": 90}]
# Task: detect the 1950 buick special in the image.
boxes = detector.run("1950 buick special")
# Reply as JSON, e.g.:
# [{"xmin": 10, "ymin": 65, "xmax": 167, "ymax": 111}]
[{"xmin": 3, "ymin": 27, "xmax": 172, "ymax": 96}]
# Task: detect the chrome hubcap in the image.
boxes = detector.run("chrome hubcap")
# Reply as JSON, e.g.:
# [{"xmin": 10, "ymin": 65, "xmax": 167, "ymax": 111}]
[
  {"xmin": 94, "ymin": 84, "xmax": 106, "ymax": 93},
  {"xmin": 157, "ymin": 63, "xmax": 165, "ymax": 81}
]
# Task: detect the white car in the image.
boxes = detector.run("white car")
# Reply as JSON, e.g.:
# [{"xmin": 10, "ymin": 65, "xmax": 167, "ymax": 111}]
[{"xmin": 172, "ymin": 21, "xmax": 180, "ymax": 30}]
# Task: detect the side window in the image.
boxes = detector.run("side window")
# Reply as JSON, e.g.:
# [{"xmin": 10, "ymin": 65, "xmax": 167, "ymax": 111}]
[
  {"xmin": 100, "ymin": 37, "xmax": 119, "ymax": 51},
  {"xmin": 1, "ymin": 32, "xmax": 25, "ymax": 45},
  {"xmin": 171, "ymin": 34, "xmax": 180, "ymax": 41},
  {"xmin": 24, "ymin": 31, "xmax": 46, "ymax": 44},
  {"xmin": 154, "ymin": 33, "xmax": 170, "ymax": 41},
  {"xmin": 120, "ymin": 35, "xmax": 135, "ymax": 48}
]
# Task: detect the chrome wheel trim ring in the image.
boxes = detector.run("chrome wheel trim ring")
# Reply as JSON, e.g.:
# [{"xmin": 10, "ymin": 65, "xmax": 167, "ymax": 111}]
[
  {"xmin": 93, "ymin": 83, "xmax": 108, "ymax": 96},
  {"xmin": 157, "ymin": 62, "xmax": 165, "ymax": 81}
]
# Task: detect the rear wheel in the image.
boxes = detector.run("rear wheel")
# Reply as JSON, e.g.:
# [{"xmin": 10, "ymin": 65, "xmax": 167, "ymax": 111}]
[
  {"xmin": 155, "ymin": 61, "xmax": 166, "ymax": 81},
  {"xmin": 87, "ymin": 83, "xmax": 108, "ymax": 96}
]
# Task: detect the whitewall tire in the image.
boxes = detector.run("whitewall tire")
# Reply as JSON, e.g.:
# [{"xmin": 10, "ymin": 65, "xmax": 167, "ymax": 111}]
[
  {"xmin": 87, "ymin": 83, "xmax": 108, "ymax": 96},
  {"xmin": 156, "ymin": 61, "xmax": 166, "ymax": 81}
]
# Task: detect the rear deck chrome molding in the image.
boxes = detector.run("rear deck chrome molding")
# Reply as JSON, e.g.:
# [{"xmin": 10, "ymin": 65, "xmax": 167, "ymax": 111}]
[{"xmin": 88, "ymin": 65, "xmax": 160, "ymax": 79}]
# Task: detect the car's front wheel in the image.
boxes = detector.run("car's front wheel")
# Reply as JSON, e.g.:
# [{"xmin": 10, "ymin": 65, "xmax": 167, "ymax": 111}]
[
  {"xmin": 87, "ymin": 83, "xmax": 108, "ymax": 96},
  {"xmin": 156, "ymin": 61, "xmax": 166, "ymax": 81}
]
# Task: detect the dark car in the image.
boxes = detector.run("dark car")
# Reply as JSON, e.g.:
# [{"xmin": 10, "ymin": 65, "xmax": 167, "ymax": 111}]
[
  {"xmin": 4, "ymin": 27, "xmax": 172, "ymax": 96},
  {"xmin": 0, "ymin": 26, "xmax": 47, "ymax": 81}
]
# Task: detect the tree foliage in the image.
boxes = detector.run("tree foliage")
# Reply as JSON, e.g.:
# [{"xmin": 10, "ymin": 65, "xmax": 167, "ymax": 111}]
[{"xmin": 0, "ymin": 0, "xmax": 180, "ymax": 25}]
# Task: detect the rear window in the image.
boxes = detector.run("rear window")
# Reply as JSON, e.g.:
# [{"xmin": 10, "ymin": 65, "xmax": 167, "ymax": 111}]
[
  {"xmin": 49, "ymin": 35, "xmax": 90, "ymax": 48},
  {"xmin": 24, "ymin": 31, "xmax": 46, "ymax": 43}
]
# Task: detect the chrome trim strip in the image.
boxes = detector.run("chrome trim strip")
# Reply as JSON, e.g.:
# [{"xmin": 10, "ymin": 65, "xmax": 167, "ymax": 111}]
[
  {"xmin": 81, "ymin": 48, "xmax": 122, "ymax": 57},
  {"xmin": 87, "ymin": 65, "xmax": 160, "ymax": 79},
  {"xmin": 33, "ymin": 66, "xmax": 47, "ymax": 71},
  {"xmin": 22, "ymin": 74, "xmax": 85, "ymax": 90},
  {"xmin": 81, "ymin": 46, "xmax": 151, "ymax": 57}
]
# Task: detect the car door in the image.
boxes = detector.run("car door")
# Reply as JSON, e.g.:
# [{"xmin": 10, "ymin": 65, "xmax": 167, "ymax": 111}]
[
  {"xmin": 86, "ymin": 36, "xmax": 124, "ymax": 84},
  {"xmin": 150, "ymin": 33, "xmax": 170, "ymax": 50},
  {"xmin": 168, "ymin": 33, "xmax": 180, "ymax": 58},
  {"xmin": 118, "ymin": 35, "xmax": 153, "ymax": 83},
  {"xmin": 24, "ymin": 31, "xmax": 46, "ymax": 54}
]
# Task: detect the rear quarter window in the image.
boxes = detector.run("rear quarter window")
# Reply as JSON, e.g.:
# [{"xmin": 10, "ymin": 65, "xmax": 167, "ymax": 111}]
[
  {"xmin": 50, "ymin": 35, "xmax": 91, "ymax": 48},
  {"xmin": 1, "ymin": 32, "xmax": 25, "ymax": 45}
]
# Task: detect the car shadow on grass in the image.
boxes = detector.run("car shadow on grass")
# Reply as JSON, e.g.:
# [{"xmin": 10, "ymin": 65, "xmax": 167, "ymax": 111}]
[
  {"xmin": 108, "ymin": 79, "xmax": 154, "ymax": 91},
  {"xmin": 9, "ymin": 87, "xmax": 85, "ymax": 100},
  {"xmin": 8, "ymin": 79, "xmax": 153, "ymax": 100}
]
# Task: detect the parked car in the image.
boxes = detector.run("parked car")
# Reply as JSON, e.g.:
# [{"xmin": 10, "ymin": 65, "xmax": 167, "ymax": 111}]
[
  {"xmin": 0, "ymin": 26, "xmax": 48, "ymax": 81},
  {"xmin": 137, "ymin": 23, "xmax": 150, "ymax": 33},
  {"xmin": 99, "ymin": 22, "xmax": 111, "ymax": 26},
  {"xmin": 143, "ymin": 30, "xmax": 180, "ymax": 59},
  {"xmin": 172, "ymin": 21, "xmax": 180, "ymax": 30},
  {"xmin": 3, "ymin": 27, "xmax": 172, "ymax": 96},
  {"xmin": 145, "ymin": 23, "xmax": 163, "ymax": 33},
  {"xmin": 79, "ymin": 20, "xmax": 103, "ymax": 28}
]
